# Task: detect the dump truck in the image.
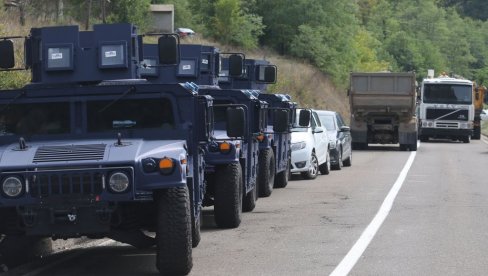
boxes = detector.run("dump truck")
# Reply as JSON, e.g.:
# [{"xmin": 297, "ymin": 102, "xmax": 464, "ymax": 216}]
[{"xmin": 349, "ymin": 72, "xmax": 418, "ymax": 151}]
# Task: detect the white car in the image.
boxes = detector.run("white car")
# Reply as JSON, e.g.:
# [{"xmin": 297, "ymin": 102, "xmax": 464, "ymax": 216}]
[
  {"xmin": 481, "ymin": 109, "xmax": 488, "ymax": 121},
  {"xmin": 290, "ymin": 109, "xmax": 330, "ymax": 179}
]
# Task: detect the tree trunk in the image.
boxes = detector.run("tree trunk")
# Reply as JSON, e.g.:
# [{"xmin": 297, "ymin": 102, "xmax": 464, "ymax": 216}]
[
  {"xmin": 101, "ymin": 0, "xmax": 106, "ymax": 23},
  {"xmin": 19, "ymin": 0, "xmax": 26, "ymax": 26},
  {"xmin": 85, "ymin": 0, "xmax": 92, "ymax": 30},
  {"xmin": 56, "ymin": 0, "xmax": 64, "ymax": 22}
]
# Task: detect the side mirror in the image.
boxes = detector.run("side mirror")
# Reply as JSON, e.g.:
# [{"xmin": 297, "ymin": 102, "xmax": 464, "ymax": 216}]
[
  {"xmin": 0, "ymin": 40, "xmax": 15, "ymax": 69},
  {"xmin": 340, "ymin": 126, "xmax": 350, "ymax": 132},
  {"xmin": 273, "ymin": 109, "xmax": 289, "ymax": 133},
  {"xmin": 228, "ymin": 54, "xmax": 243, "ymax": 77},
  {"xmin": 226, "ymin": 107, "xmax": 245, "ymax": 137},
  {"xmin": 256, "ymin": 65, "xmax": 277, "ymax": 83},
  {"xmin": 298, "ymin": 109, "xmax": 311, "ymax": 127},
  {"xmin": 158, "ymin": 35, "xmax": 179, "ymax": 65},
  {"xmin": 313, "ymin": 126, "xmax": 324, "ymax": 133}
]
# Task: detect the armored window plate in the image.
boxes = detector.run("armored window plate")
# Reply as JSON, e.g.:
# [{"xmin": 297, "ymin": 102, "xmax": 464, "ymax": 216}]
[
  {"xmin": 99, "ymin": 41, "xmax": 128, "ymax": 69},
  {"xmin": 177, "ymin": 58, "xmax": 197, "ymax": 77},
  {"xmin": 45, "ymin": 43, "xmax": 74, "ymax": 71}
]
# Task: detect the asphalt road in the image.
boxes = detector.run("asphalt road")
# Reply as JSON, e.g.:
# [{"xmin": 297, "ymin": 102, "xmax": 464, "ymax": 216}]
[{"xmin": 6, "ymin": 138, "xmax": 488, "ymax": 276}]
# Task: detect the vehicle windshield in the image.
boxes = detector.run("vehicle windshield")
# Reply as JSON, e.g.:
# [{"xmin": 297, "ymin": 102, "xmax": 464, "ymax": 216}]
[
  {"xmin": 0, "ymin": 102, "xmax": 70, "ymax": 136},
  {"xmin": 87, "ymin": 98, "xmax": 174, "ymax": 132},
  {"xmin": 423, "ymin": 84, "xmax": 472, "ymax": 104},
  {"xmin": 319, "ymin": 115, "xmax": 336, "ymax": 131}
]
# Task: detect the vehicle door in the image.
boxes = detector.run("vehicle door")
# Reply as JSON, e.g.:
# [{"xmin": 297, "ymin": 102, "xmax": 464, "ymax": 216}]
[
  {"xmin": 311, "ymin": 112, "xmax": 328, "ymax": 164},
  {"xmin": 336, "ymin": 113, "xmax": 352, "ymax": 157}
]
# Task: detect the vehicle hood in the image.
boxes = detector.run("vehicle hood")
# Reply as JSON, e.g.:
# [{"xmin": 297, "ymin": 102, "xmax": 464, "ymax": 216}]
[
  {"xmin": 213, "ymin": 129, "xmax": 231, "ymax": 140},
  {"xmin": 0, "ymin": 139, "xmax": 187, "ymax": 168}
]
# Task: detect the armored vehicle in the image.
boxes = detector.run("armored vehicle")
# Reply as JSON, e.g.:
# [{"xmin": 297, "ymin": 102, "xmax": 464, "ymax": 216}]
[
  {"xmin": 143, "ymin": 44, "xmax": 287, "ymax": 227},
  {"xmin": 220, "ymin": 58, "xmax": 295, "ymax": 192},
  {"xmin": 0, "ymin": 24, "xmax": 243, "ymax": 275}
]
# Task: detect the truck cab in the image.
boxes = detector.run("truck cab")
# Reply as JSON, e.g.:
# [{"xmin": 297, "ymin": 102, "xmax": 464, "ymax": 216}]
[{"xmin": 418, "ymin": 74, "xmax": 474, "ymax": 143}]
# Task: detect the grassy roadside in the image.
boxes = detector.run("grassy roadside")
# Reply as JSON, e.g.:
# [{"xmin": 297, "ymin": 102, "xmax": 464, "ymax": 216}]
[{"xmin": 185, "ymin": 36, "xmax": 350, "ymax": 118}]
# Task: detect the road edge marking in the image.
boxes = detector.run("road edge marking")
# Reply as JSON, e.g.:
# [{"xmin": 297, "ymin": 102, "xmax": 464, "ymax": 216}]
[{"xmin": 329, "ymin": 145, "xmax": 418, "ymax": 276}]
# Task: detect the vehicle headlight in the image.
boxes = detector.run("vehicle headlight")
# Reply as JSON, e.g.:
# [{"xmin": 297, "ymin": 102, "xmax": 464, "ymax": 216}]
[
  {"xmin": 291, "ymin": 141, "xmax": 306, "ymax": 151},
  {"xmin": 2, "ymin": 176, "xmax": 23, "ymax": 197},
  {"xmin": 108, "ymin": 172, "xmax": 130, "ymax": 193}
]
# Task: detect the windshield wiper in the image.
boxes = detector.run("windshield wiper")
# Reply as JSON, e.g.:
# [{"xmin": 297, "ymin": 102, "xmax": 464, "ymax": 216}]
[
  {"xmin": 98, "ymin": 86, "xmax": 135, "ymax": 113},
  {"xmin": 0, "ymin": 90, "xmax": 25, "ymax": 115}
]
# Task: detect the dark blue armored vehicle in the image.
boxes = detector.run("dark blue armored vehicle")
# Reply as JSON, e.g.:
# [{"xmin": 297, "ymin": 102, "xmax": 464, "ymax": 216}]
[
  {"xmin": 220, "ymin": 58, "xmax": 296, "ymax": 192},
  {"xmin": 0, "ymin": 24, "xmax": 244, "ymax": 275},
  {"xmin": 142, "ymin": 44, "xmax": 288, "ymax": 227}
]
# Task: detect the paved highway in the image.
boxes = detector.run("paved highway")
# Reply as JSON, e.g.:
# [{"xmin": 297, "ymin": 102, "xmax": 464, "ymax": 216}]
[{"xmin": 6, "ymin": 138, "xmax": 488, "ymax": 276}]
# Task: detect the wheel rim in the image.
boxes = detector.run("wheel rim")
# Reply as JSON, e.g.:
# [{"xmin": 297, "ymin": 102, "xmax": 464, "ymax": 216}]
[{"xmin": 309, "ymin": 154, "xmax": 318, "ymax": 176}]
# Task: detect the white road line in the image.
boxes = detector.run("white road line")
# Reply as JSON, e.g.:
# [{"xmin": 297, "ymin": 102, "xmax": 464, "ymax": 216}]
[{"xmin": 330, "ymin": 144, "xmax": 418, "ymax": 276}]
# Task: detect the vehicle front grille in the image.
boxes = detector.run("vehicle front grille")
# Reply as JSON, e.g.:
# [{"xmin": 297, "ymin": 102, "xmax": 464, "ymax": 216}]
[
  {"xmin": 33, "ymin": 144, "xmax": 106, "ymax": 163},
  {"xmin": 435, "ymin": 122, "xmax": 458, "ymax": 128},
  {"xmin": 426, "ymin": 109, "xmax": 468, "ymax": 121},
  {"xmin": 29, "ymin": 171, "xmax": 104, "ymax": 197}
]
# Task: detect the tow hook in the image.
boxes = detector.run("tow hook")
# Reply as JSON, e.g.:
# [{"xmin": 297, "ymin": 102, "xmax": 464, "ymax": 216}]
[{"xmin": 51, "ymin": 207, "xmax": 78, "ymax": 224}]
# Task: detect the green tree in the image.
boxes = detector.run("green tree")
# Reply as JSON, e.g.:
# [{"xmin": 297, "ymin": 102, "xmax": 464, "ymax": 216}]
[
  {"xmin": 211, "ymin": 0, "xmax": 263, "ymax": 49},
  {"xmin": 107, "ymin": 0, "xmax": 151, "ymax": 31}
]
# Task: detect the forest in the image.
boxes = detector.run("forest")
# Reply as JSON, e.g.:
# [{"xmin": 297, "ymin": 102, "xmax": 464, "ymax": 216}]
[{"xmin": 1, "ymin": 0, "xmax": 488, "ymax": 88}]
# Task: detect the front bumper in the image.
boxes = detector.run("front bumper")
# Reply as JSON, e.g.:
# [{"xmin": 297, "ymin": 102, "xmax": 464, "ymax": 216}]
[
  {"xmin": 290, "ymin": 148, "xmax": 311, "ymax": 173},
  {"xmin": 329, "ymin": 148, "xmax": 340, "ymax": 165},
  {"xmin": 420, "ymin": 127, "xmax": 472, "ymax": 137}
]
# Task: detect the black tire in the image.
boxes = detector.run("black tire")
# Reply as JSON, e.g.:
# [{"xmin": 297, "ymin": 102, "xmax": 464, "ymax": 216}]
[
  {"xmin": 462, "ymin": 135, "xmax": 471, "ymax": 143},
  {"xmin": 242, "ymin": 181, "xmax": 257, "ymax": 212},
  {"xmin": 214, "ymin": 163, "xmax": 242, "ymax": 228},
  {"xmin": 319, "ymin": 150, "xmax": 331, "ymax": 175},
  {"xmin": 331, "ymin": 149, "xmax": 343, "ymax": 170},
  {"xmin": 191, "ymin": 209, "xmax": 201, "ymax": 248},
  {"xmin": 155, "ymin": 187, "xmax": 192, "ymax": 276},
  {"xmin": 274, "ymin": 158, "xmax": 290, "ymax": 188},
  {"xmin": 399, "ymin": 144, "xmax": 407, "ymax": 151},
  {"xmin": 258, "ymin": 148, "xmax": 275, "ymax": 197},
  {"xmin": 420, "ymin": 135, "xmax": 428, "ymax": 142},
  {"xmin": 343, "ymin": 149, "xmax": 352, "ymax": 167},
  {"xmin": 473, "ymin": 126, "xmax": 481, "ymax": 140},
  {"xmin": 409, "ymin": 142, "xmax": 418, "ymax": 151},
  {"xmin": 301, "ymin": 152, "xmax": 319, "ymax": 179}
]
